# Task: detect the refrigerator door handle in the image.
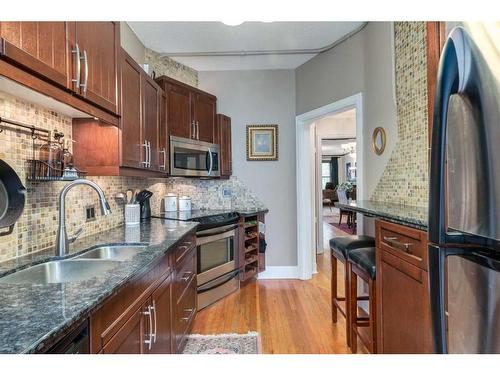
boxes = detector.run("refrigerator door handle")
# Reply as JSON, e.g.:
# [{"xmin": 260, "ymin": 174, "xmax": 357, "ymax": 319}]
[{"xmin": 429, "ymin": 31, "xmax": 462, "ymax": 245}]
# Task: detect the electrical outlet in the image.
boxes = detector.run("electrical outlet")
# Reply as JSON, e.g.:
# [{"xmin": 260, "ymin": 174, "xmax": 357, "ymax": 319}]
[
  {"xmin": 86, "ymin": 205, "xmax": 96, "ymax": 221},
  {"xmin": 221, "ymin": 187, "xmax": 232, "ymax": 198}
]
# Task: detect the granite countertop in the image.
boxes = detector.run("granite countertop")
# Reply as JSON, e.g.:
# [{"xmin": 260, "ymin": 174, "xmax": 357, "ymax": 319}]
[
  {"xmin": 0, "ymin": 218, "xmax": 198, "ymax": 354},
  {"xmin": 335, "ymin": 200, "xmax": 428, "ymax": 230},
  {"xmin": 155, "ymin": 207, "xmax": 268, "ymax": 221}
]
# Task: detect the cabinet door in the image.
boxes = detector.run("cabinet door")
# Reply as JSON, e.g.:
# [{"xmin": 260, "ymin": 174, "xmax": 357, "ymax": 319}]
[
  {"xmin": 376, "ymin": 249, "xmax": 433, "ymax": 353},
  {"xmin": 216, "ymin": 114, "xmax": 232, "ymax": 177},
  {"xmin": 167, "ymin": 83, "xmax": 192, "ymax": 139},
  {"xmin": 150, "ymin": 274, "xmax": 173, "ymax": 354},
  {"xmin": 0, "ymin": 22, "xmax": 69, "ymax": 87},
  {"xmin": 70, "ymin": 21, "xmax": 119, "ymax": 114},
  {"xmin": 119, "ymin": 50, "xmax": 144, "ymax": 169},
  {"xmin": 143, "ymin": 75, "xmax": 161, "ymax": 171},
  {"xmin": 193, "ymin": 93, "xmax": 216, "ymax": 143},
  {"xmin": 101, "ymin": 308, "xmax": 145, "ymax": 354},
  {"xmin": 159, "ymin": 90, "xmax": 169, "ymax": 173}
]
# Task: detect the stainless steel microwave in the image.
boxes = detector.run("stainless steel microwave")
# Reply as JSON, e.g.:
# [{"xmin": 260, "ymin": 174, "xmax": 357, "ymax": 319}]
[{"xmin": 170, "ymin": 136, "xmax": 220, "ymax": 177}]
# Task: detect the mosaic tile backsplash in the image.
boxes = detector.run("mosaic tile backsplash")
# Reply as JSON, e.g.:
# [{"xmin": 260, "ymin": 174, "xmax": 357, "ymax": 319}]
[
  {"xmin": 371, "ymin": 22, "xmax": 429, "ymax": 207},
  {"xmin": 145, "ymin": 48, "xmax": 198, "ymax": 87},
  {"xmin": 0, "ymin": 90, "xmax": 262, "ymax": 263}
]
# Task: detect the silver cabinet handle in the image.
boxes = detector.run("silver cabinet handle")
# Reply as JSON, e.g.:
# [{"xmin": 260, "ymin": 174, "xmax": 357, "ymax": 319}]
[
  {"xmin": 141, "ymin": 141, "xmax": 149, "ymax": 167},
  {"xmin": 143, "ymin": 305, "xmax": 153, "ymax": 350},
  {"xmin": 191, "ymin": 120, "xmax": 196, "ymax": 139},
  {"xmin": 383, "ymin": 236, "xmax": 413, "ymax": 253},
  {"xmin": 207, "ymin": 148, "xmax": 213, "ymax": 175},
  {"xmin": 80, "ymin": 50, "xmax": 89, "ymax": 95},
  {"xmin": 71, "ymin": 43, "xmax": 81, "ymax": 90},
  {"xmin": 180, "ymin": 272, "xmax": 192, "ymax": 281},
  {"xmin": 151, "ymin": 300, "xmax": 157, "ymax": 343},
  {"xmin": 148, "ymin": 141, "xmax": 152, "ymax": 168},
  {"xmin": 196, "ymin": 121, "xmax": 200, "ymax": 140},
  {"xmin": 159, "ymin": 148, "xmax": 166, "ymax": 170}
]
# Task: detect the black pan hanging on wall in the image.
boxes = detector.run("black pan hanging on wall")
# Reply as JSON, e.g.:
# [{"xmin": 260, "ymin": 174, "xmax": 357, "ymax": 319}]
[{"xmin": 0, "ymin": 159, "xmax": 26, "ymax": 236}]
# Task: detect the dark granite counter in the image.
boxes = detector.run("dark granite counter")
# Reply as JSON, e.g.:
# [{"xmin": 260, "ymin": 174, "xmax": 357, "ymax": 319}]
[
  {"xmin": 335, "ymin": 200, "xmax": 428, "ymax": 230},
  {"xmin": 154, "ymin": 207, "xmax": 268, "ymax": 221},
  {"xmin": 0, "ymin": 218, "xmax": 197, "ymax": 354}
]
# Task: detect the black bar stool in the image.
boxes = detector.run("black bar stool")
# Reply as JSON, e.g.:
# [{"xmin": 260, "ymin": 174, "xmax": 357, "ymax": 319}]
[
  {"xmin": 330, "ymin": 235, "xmax": 375, "ymax": 347},
  {"xmin": 347, "ymin": 247, "xmax": 377, "ymax": 353}
]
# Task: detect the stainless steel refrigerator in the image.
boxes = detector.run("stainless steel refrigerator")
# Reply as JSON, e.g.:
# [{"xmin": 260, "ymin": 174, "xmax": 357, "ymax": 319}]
[{"xmin": 428, "ymin": 22, "xmax": 500, "ymax": 353}]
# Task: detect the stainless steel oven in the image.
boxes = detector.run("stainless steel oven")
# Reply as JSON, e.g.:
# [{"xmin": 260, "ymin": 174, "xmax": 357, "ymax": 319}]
[
  {"xmin": 196, "ymin": 223, "xmax": 239, "ymax": 309},
  {"xmin": 170, "ymin": 136, "xmax": 220, "ymax": 177}
]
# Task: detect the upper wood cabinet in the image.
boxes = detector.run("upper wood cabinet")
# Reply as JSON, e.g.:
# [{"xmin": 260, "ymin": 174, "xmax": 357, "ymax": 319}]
[
  {"xmin": 216, "ymin": 114, "xmax": 232, "ymax": 178},
  {"xmin": 0, "ymin": 22, "xmax": 69, "ymax": 87},
  {"xmin": 156, "ymin": 75, "xmax": 217, "ymax": 143},
  {"xmin": 193, "ymin": 92, "xmax": 216, "ymax": 143},
  {"xmin": 73, "ymin": 49, "xmax": 167, "ymax": 177},
  {"xmin": 67, "ymin": 22, "xmax": 120, "ymax": 115}
]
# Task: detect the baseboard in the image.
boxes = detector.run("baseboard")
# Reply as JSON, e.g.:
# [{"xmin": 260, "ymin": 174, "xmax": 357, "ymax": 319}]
[{"xmin": 258, "ymin": 266, "xmax": 299, "ymax": 279}]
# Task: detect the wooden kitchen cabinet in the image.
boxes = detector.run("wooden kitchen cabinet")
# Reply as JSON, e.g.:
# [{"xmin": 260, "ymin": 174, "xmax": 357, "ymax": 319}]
[
  {"xmin": 156, "ymin": 75, "xmax": 217, "ymax": 143},
  {"xmin": 149, "ymin": 274, "xmax": 173, "ymax": 354},
  {"xmin": 215, "ymin": 114, "xmax": 232, "ymax": 178},
  {"xmin": 0, "ymin": 22, "xmax": 69, "ymax": 88},
  {"xmin": 101, "ymin": 308, "xmax": 145, "ymax": 354},
  {"xmin": 67, "ymin": 22, "xmax": 120, "ymax": 115},
  {"xmin": 375, "ymin": 220, "xmax": 433, "ymax": 353},
  {"xmin": 90, "ymin": 233, "xmax": 196, "ymax": 354},
  {"xmin": 73, "ymin": 48, "xmax": 167, "ymax": 177},
  {"xmin": 193, "ymin": 92, "xmax": 216, "ymax": 143}
]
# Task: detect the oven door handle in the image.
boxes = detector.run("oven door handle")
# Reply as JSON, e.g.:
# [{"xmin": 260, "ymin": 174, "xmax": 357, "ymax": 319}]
[
  {"xmin": 196, "ymin": 224, "xmax": 239, "ymax": 238},
  {"xmin": 198, "ymin": 270, "xmax": 240, "ymax": 294}
]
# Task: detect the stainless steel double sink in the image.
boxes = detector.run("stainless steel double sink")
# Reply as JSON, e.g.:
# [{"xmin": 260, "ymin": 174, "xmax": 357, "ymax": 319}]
[{"xmin": 0, "ymin": 245, "xmax": 146, "ymax": 284}]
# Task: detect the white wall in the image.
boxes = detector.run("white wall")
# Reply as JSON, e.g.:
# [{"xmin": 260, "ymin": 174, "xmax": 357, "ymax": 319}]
[
  {"xmin": 198, "ymin": 70, "xmax": 297, "ymax": 267},
  {"xmin": 295, "ymin": 22, "xmax": 397, "ymax": 236},
  {"xmin": 120, "ymin": 22, "xmax": 146, "ymax": 65}
]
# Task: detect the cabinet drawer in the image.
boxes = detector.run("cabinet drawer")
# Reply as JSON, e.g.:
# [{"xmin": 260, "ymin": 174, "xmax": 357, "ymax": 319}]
[
  {"xmin": 90, "ymin": 251, "xmax": 172, "ymax": 352},
  {"xmin": 174, "ymin": 247, "xmax": 196, "ymax": 304},
  {"xmin": 174, "ymin": 234, "xmax": 196, "ymax": 265},
  {"xmin": 174, "ymin": 277, "xmax": 197, "ymax": 353},
  {"xmin": 376, "ymin": 220, "xmax": 428, "ymax": 270}
]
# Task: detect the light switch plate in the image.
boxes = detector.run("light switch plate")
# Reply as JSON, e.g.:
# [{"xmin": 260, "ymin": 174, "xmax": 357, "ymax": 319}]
[{"xmin": 86, "ymin": 205, "xmax": 96, "ymax": 221}]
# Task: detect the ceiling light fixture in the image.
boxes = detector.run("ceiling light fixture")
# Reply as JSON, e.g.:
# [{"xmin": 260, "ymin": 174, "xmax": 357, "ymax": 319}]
[{"xmin": 221, "ymin": 20, "xmax": 244, "ymax": 26}]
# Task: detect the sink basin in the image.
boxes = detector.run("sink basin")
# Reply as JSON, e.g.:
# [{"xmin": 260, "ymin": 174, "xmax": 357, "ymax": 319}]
[
  {"xmin": 75, "ymin": 246, "xmax": 146, "ymax": 261},
  {"xmin": 0, "ymin": 259, "xmax": 121, "ymax": 284}
]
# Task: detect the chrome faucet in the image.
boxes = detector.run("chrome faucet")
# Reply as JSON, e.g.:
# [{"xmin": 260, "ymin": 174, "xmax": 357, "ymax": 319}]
[{"xmin": 56, "ymin": 179, "xmax": 111, "ymax": 257}]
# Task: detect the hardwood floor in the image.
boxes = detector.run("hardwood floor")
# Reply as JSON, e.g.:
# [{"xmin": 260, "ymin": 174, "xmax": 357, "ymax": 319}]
[{"xmin": 191, "ymin": 210, "xmax": 367, "ymax": 353}]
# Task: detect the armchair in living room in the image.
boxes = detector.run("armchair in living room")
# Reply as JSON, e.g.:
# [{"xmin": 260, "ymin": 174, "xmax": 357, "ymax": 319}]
[{"xmin": 322, "ymin": 182, "xmax": 338, "ymax": 211}]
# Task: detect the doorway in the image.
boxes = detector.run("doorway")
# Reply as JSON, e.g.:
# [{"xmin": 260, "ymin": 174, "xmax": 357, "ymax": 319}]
[
  {"xmin": 295, "ymin": 93, "xmax": 363, "ymax": 280},
  {"xmin": 315, "ymin": 109, "xmax": 358, "ymax": 256}
]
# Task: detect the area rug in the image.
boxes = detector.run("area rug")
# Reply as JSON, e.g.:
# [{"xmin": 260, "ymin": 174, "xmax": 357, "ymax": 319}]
[
  {"xmin": 330, "ymin": 222, "xmax": 356, "ymax": 235},
  {"xmin": 182, "ymin": 332, "xmax": 260, "ymax": 354}
]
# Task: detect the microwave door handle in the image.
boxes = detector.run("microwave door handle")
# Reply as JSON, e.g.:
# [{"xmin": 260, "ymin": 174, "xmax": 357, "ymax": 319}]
[{"xmin": 207, "ymin": 148, "xmax": 213, "ymax": 175}]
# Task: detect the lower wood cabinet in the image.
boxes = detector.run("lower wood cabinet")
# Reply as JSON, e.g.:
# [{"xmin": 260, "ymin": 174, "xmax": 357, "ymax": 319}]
[
  {"xmin": 102, "ymin": 308, "xmax": 145, "ymax": 354},
  {"xmin": 149, "ymin": 274, "xmax": 173, "ymax": 354},
  {"xmin": 90, "ymin": 232, "xmax": 196, "ymax": 354},
  {"xmin": 375, "ymin": 220, "xmax": 433, "ymax": 353}
]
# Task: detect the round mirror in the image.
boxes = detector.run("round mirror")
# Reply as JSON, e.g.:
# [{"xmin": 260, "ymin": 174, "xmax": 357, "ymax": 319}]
[{"xmin": 372, "ymin": 127, "xmax": 386, "ymax": 155}]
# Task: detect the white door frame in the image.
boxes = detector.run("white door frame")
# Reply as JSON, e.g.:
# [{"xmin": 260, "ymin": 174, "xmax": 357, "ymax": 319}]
[{"xmin": 295, "ymin": 93, "xmax": 364, "ymax": 280}]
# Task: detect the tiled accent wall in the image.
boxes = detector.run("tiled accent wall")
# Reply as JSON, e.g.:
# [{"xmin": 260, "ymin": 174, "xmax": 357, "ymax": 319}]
[
  {"xmin": 371, "ymin": 22, "xmax": 429, "ymax": 207},
  {"xmin": 145, "ymin": 48, "xmax": 198, "ymax": 87},
  {"xmin": 0, "ymin": 91, "xmax": 262, "ymax": 263}
]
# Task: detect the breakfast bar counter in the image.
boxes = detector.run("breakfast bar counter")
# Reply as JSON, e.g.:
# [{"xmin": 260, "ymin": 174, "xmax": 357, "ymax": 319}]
[{"xmin": 335, "ymin": 200, "xmax": 428, "ymax": 231}]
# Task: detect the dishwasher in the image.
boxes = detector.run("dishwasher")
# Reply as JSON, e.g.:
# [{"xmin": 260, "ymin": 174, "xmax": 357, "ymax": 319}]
[{"xmin": 46, "ymin": 320, "xmax": 89, "ymax": 354}]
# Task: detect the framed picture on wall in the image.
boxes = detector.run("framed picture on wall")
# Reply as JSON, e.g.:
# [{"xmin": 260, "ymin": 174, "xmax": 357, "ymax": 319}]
[{"xmin": 246, "ymin": 124, "xmax": 278, "ymax": 161}]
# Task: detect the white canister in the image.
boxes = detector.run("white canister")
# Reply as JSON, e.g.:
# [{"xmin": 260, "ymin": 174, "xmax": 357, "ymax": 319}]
[
  {"xmin": 178, "ymin": 196, "xmax": 192, "ymax": 211},
  {"xmin": 164, "ymin": 193, "xmax": 178, "ymax": 212},
  {"xmin": 125, "ymin": 204, "xmax": 140, "ymax": 226}
]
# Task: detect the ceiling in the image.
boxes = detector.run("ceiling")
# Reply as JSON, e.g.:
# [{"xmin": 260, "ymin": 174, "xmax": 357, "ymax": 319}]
[
  {"xmin": 128, "ymin": 21, "xmax": 365, "ymax": 71},
  {"xmin": 321, "ymin": 139, "xmax": 356, "ymax": 157}
]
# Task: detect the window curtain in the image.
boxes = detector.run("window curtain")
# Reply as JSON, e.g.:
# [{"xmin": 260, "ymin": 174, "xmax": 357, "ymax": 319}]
[{"xmin": 330, "ymin": 157, "xmax": 339, "ymax": 188}]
